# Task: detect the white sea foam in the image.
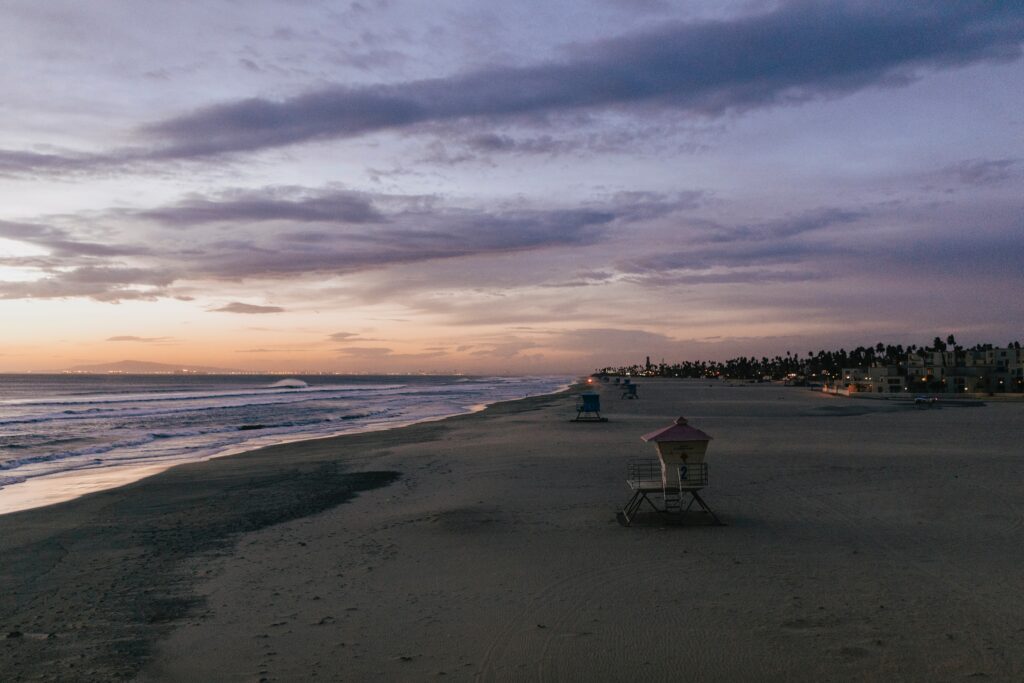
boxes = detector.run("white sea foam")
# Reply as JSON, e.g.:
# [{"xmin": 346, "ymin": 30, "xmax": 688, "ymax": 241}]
[
  {"xmin": 267, "ymin": 378, "xmax": 308, "ymax": 388},
  {"xmin": 0, "ymin": 382, "xmax": 401, "ymax": 407}
]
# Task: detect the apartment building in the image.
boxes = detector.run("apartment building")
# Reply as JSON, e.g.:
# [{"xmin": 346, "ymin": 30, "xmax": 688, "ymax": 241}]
[{"xmin": 829, "ymin": 346, "xmax": 1023, "ymax": 395}]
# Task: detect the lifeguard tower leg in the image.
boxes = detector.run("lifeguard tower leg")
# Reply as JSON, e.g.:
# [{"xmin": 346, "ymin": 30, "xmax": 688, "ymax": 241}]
[
  {"xmin": 688, "ymin": 491, "xmax": 725, "ymax": 526},
  {"xmin": 618, "ymin": 490, "xmax": 661, "ymax": 526}
]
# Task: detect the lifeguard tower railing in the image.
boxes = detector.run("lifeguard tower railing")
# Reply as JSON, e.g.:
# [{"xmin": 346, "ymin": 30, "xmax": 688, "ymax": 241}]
[
  {"xmin": 618, "ymin": 458, "xmax": 720, "ymax": 526},
  {"xmin": 676, "ymin": 462, "xmax": 709, "ymax": 489},
  {"xmin": 625, "ymin": 457, "xmax": 662, "ymax": 491}
]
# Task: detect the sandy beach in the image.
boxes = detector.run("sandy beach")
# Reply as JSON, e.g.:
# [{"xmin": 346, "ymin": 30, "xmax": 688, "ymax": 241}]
[{"xmin": 3, "ymin": 379, "xmax": 1024, "ymax": 681}]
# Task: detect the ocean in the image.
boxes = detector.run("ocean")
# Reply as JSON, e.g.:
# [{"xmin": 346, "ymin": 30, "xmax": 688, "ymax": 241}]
[{"xmin": 0, "ymin": 374, "xmax": 570, "ymax": 511}]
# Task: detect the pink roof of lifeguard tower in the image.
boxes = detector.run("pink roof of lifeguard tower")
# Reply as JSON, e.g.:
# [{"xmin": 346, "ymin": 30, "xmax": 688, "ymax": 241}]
[{"xmin": 640, "ymin": 416, "xmax": 712, "ymax": 442}]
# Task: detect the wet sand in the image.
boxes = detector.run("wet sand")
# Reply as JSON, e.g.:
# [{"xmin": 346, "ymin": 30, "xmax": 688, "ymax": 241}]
[{"xmin": 3, "ymin": 381, "xmax": 1024, "ymax": 681}]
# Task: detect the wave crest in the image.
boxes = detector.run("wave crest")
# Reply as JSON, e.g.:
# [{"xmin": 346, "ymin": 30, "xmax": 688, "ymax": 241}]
[{"xmin": 267, "ymin": 378, "xmax": 308, "ymax": 389}]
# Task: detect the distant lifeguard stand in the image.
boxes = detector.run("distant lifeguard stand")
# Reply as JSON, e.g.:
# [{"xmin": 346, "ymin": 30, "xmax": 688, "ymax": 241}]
[
  {"xmin": 573, "ymin": 392, "xmax": 607, "ymax": 422},
  {"xmin": 617, "ymin": 416, "xmax": 722, "ymax": 526},
  {"xmin": 621, "ymin": 381, "xmax": 638, "ymax": 399}
]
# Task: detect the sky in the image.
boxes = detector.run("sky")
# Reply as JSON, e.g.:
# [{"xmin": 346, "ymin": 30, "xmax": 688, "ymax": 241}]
[{"xmin": 0, "ymin": 0, "xmax": 1022, "ymax": 374}]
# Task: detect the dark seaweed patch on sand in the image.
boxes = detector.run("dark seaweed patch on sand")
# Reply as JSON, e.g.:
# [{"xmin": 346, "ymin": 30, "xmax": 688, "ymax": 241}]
[{"xmin": 0, "ymin": 461, "xmax": 398, "ymax": 681}]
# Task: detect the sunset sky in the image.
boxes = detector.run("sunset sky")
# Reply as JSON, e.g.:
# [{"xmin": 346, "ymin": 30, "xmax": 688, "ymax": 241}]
[{"xmin": 1, "ymin": 1, "xmax": 1022, "ymax": 374}]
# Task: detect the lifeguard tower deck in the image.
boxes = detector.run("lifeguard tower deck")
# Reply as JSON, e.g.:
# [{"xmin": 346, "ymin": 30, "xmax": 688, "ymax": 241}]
[{"xmin": 617, "ymin": 459, "xmax": 720, "ymax": 525}]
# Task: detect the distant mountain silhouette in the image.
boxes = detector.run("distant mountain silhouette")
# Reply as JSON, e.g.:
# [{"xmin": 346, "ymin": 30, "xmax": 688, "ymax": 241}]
[{"xmin": 65, "ymin": 359, "xmax": 241, "ymax": 374}]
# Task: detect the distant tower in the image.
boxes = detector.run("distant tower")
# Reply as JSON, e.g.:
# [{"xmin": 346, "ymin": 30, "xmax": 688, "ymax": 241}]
[{"xmin": 646, "ymin": 356, "xmax": 652, "ymax": 372}]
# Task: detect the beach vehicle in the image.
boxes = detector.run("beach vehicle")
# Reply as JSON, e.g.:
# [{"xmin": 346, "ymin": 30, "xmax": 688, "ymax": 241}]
[
  {"xmin": 617, "ymin": 416, "xmax": 722, "ymax": 526},
  {"xmin": 914, "ymin": 395, "xmax": 939, "ymax": 407},
  {"xmin": 572, "ymin": 392, "xmax": 607, "ymax": 422}
]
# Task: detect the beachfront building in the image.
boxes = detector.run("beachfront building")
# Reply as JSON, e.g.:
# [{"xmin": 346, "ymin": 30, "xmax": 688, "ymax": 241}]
[
  {"xmin": 865, "ymin": 365, "xmax": 906, "ymax": 394},
  {"xmin": 832, "ymin": 365, "xmax": 905, "ymax": 394},
  {"xmin": 906, "ymin": 352, "xmax": 950, "ymax": 393},
  {"xmin": 907, "ymin": 346, "xmax": 1024, "ymax": 394},
  {"xmin": 987, "ymin": 347, "xmax": 1024, "ymax": 393},
  {"xmin": 823, "ymin": 345, "xmax": 1024, "ymax": 396}
]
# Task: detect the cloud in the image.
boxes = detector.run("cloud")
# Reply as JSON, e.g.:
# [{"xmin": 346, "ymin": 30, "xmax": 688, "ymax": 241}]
[
  {"xmin": 540, "ymin": 270, "xmax": 615, "ymax": 288},
  {"xmin": 465, "ymin": 133, "xmax": 568, "ymax": 154},
  {"xmin": 548, "ymin": 327, "xmax": 687, "ymax": 363},
  {"xmin": 133, "ymin": 3, "xmax": 1024, "ymax": 158},
  {"xmin": 3, "ymin": 188, "xmax": 1017, "ymax": 311},
  {"xmin": 212, "ymin": 302, "xmax": 285, "ymax": 314},
  {"xmin": 106, "ymin": 335, "xmax": 173, "ymax": 342},
  {"xmin": 0, "ymin": 147, "xmax": 165, "ymax": 179},
  {"xmin": 619, "ymin": 207, "xmax": 864, "ymax": 275},
  {"xmin": 623, "ymin": 268, "xmax": 828, "ymax": 287},
  {"xmin": 0, "ymin": 279, "xmax": 165, "ymax": 302},
  {"xmin": 138, "ymin": 188, "xmax": 386, "ymax": 226},
  {"xmin": 0, "ymin": 186, "xmax": 668, "ymax": 301},
  {"xmin": 707, "ymin": 208, "xmax": 864, "ymax": 243},
  {"xmin": 419, "ymin": 134, "xmax": 584, "ymax": 166},
  {"xmin": 153, "ymin": 193, "xmax": 627, "ymax": 280},
  {"xmin": 0, "ymin": 260, "xmax": 175, "ymax": 302},
  {"xmin": 5, "ymin": 2, "xmax": 1018, "ymax": 176},
  {"xmin": 466, "ymin": 337, "xmax": 540, "ymax": 358},
  {"xmin": 337, "ymin": 346, "xmax": 394, "ymax": 357},
  {"xmin": 0, "ymin": 149, "xmax": 99, "ymax": 177},
  {"xmin": 60, "ymin": 266, "xmax": 174, "ymax": 286},
  {"xmin": 159, "ymin": 190, "xmax": 696, "ymax": 304},
  {"xmin": 167, "ymin": 206, "xmax": 613, "ymax": 282},
  {"xmin": 0, "ymin": 220, "xmax": 150, "ymax": 260},
  {"xmin": 327, "ymin": 332, "xmax": 383, "ymax": 343},
  {"xmin": 613, "ymin": 200, "xmax": 1024, "ymax": 296},
  {"xmin": 946, "ymin": 158, "xmax": 1022, "ymax": 186},
  {"xmin": 334, "ymin": 345, "xmax": 450, "ymax": 366}
]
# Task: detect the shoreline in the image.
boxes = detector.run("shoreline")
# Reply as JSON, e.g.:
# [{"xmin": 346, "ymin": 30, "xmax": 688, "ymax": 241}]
[
  {"xmin": 0, "ymin": 380, "xmax": 576, "ymax": 516},
  {"xmin": 5, "ymin": 380, "xmax": 1024, "ymax": 680},
  {"xmin": 0, "ymin": 388, "xmax": 574, "ymax": 680}
]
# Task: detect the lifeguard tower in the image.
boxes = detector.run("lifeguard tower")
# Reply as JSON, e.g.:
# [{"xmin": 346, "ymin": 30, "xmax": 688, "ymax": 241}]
[
  {"xmin": 617, "ymin": 416, "xmax": 722, "ymax": 526},
  {"xmin": 573, "ymin": 392, "xmax": 607, "ymax": 422},
  {"xmin": 621, "ymin": 381, "xmax": 638, "ymax": 399}
]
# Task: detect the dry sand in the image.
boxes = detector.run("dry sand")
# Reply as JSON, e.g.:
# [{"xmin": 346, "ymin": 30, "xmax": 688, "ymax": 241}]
[{"xmin": 3, "ymin": 380, "xmax": 1024, "ymax": 681}]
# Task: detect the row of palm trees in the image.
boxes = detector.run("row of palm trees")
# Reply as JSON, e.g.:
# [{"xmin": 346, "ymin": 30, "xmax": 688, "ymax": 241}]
[{"xmin": 597, "ymin": 336, "xmax": 1023, "ymax": 381}]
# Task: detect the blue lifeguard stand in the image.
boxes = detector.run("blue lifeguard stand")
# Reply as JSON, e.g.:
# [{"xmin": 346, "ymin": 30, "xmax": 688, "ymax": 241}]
[
  {"xmin": 621, "ymin": 382, "xmax": 638, "ymax": 399},
  {"xmin": 573, "ymin": 392, "xmax": 607, "ymax": 422}
]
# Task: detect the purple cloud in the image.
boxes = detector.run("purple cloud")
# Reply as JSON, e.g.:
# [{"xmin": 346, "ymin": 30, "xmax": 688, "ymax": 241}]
[
  {"xmin": 106, "ymin": 335, "xmax": 174, "ymax": 343},
  {"xmin": 947, "ymin": 158, "xmax": 1022, "ymax": 186},
  {"xmin": 212, "ymin": 302, "xmax": 285, "ymax": 314},
  {"xmin": 0, "ymin": 187, "xmax": 668, "ymax": 302},
  {"xmin": 137, "ymin": 3, "xmax": 1024, "ymax": 158},
  {"xmin": 1, "ymin": 2, "xmax": 1020, "ymax": 177},
  {"xmin": 139, "ymin": 188, "xmax": 385, "ymax": 226}
]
